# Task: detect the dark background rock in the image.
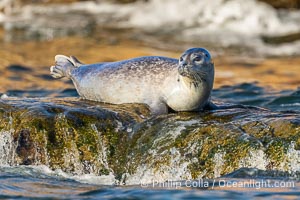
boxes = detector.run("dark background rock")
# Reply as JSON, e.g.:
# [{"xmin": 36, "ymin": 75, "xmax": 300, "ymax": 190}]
[
  {"xmin": 259, "ymin": 0, "xmax": 300, "ymax": 9},
  {"xmin": 16, "ymin": 0, "xmax": 300, "ymax": 9}
]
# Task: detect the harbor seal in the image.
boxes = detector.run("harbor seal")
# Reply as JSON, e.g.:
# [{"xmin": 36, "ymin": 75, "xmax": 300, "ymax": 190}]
[{"xmin": 50, "ymin": 48, "xmax": 215, "ymax": 114}]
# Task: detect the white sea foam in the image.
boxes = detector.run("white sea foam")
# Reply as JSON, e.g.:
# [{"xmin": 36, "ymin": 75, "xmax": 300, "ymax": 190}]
[
  {"xmin": 0, "ymin": 130, "xmax": 15, "ymax": 166},
  {"xmin": 0, "ymin": 14, "xmax": 5, "ymax": 24},
  {"xmin": 286, "ymin": 142, "xmax": 300, "ymax": 173},
  {"xmin": 239, "ymin": 149, "xmax": 268, "ymax": 170},
  {"xmin": 125, "ymin": 0, "xmax": 300, "ymax": 56},
  {"xmin": 128, "ymin": 0, "xmax": 299, "ymax": 35},
  {"xmin": 0, "ymin": 165, "xmax": 117, "ymax": 185},
  {"xmin": 53, "ymin": 0, "xmax": 299, "ymax": 37},
  {"xmin": 213, "ymin": 152, "xmax": 225, "ymax": 178},
  {"xmin": 3, "ymin": 0, "xmax": 300, "ymax": 55},
  {"xmin": 81, "ymin": 0, "xmax": 300, "ymax": 56},
  {"xmin": 280, "ymin": 103, "xmax": 300, "ymax": 107}
]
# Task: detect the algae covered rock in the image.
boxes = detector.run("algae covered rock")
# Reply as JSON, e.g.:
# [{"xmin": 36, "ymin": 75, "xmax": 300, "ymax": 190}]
[
  {"xmin": 0, "ymin": 97, "xmax": 299, "ymax": 184},
  {"xmin": 0, "ymin": 97, "xmax": 150, "ymax": 180},
  {"xmin": 125, "ymin": 109, "xmax": 300, "ymax": 184}
]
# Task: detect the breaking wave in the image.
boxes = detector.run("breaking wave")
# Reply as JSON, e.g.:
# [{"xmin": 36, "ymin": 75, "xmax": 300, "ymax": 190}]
[{"xmin": 1, "ymin": 0, "xmax": 300, "ymax": 56}]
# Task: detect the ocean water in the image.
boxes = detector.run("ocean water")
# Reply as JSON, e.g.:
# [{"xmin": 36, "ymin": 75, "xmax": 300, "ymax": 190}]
[
  {"xmin": 212, "ymin": 83, "xmax": 300, "ymax": 112},
  {"xmin": 0, "ymin": 166, "xmax": 299, "ymax": 199}
]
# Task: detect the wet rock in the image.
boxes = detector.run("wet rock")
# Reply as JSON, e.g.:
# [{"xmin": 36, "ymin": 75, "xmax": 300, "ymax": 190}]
[
  {"xmin": 15, "ymin": 129, "xmax": 35, "ymax": 165},
  {"xmin": 262, "ymin": 32, "xmax": 300, "ymax": 45},
  {"xmin": 0, "ymin": 97, "xmax": 299, "ymax": 184},
  {"xmin": 259, "ymin": 0, "xmax": 300, "ymax": 9}
]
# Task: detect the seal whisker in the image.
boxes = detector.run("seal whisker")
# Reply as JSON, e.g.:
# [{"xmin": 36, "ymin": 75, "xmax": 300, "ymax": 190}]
[{"xmin": 197, "ymin": 72, "xmax": 208, "ymax": 81}]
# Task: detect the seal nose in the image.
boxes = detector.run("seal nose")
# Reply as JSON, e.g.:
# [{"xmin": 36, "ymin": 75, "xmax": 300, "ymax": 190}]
[
  {"xmin": 181, "ymin": 61, "xmax": 188, "ymax": 67},
  {"xmin": 179, "ymin": 62, "xmax": 189, "ymax": 75},
  {"xmin": 180, "ymin": 61, "xmax": 188, "ymax": 70}
]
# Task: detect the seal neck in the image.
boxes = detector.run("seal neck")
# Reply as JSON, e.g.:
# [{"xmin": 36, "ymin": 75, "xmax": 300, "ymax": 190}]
[{"xmin": 179, "ymin": 73, "xmax": 212, "ymax": 92}]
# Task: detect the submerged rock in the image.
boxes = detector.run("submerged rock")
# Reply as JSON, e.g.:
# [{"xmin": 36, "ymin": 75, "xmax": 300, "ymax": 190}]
[{"xmin": 0, "ymin": 97, "xmax": 299, "ymax": 184}]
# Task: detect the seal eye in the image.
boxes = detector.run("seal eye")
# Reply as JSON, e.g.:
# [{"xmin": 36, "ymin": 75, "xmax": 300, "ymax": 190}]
[
  {"xmin": 179, "ymin": 57, "xmax": 183, "ymax": 62},
  {"xmin": 193, "ymin": 56, "xmax": 203, "ymax": 62}
]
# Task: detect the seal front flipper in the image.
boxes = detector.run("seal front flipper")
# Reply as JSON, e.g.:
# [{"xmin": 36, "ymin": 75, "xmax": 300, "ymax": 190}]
[
  {"xmin": 50, "ymin": 55, "xmax": 84, "ymax": 79},
  {"xmin": 203, "ymin": 101, "xmax": 219, "ymax": 110}
]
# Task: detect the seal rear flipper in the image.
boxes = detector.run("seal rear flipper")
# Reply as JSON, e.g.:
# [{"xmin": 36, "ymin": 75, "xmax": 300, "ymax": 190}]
[
  {"xmin": 50, "ymin": 55, "xmax": 82, "ymax": 79},
  {"xmin": 70, "ymin": 56, "xmax": 84, "ymax": 67}
]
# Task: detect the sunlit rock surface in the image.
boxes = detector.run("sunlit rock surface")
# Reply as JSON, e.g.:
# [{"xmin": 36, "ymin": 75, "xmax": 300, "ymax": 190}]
[{"xmin": 0, "ymin": 97, "xmax": 299, "ymax": 184}]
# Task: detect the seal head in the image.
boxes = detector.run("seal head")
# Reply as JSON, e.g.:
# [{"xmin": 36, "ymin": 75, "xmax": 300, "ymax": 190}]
[
  {"xmin": 178, "ymin": 48, "xmax": 214, "ymax": 85},
  {"xmin": 164, "ymin": 48, "xmax": 214, "ymax": 112}
]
